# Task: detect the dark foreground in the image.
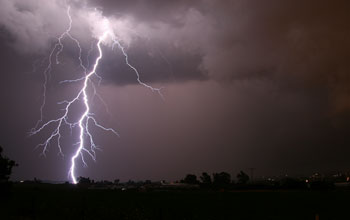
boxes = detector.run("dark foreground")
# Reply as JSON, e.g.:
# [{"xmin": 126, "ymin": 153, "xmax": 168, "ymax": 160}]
[{"xmin": 1, "ymin": 184, "xmax": 350, "ymax": 220}]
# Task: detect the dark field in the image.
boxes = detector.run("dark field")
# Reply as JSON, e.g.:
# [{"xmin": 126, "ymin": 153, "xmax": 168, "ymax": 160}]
[{"xmin": 1, "ymin": 185, "xmax": 350, "ymax": 220}]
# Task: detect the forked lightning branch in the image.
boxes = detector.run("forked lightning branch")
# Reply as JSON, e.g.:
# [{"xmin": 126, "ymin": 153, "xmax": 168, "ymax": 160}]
[{"xmin": 30, "ymin": 5, "xmax": 163, "ymax": 184}]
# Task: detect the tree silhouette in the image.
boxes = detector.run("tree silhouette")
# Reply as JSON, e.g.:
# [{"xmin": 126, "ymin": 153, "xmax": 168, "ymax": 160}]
[
  {"xmin": 213, "ymin": 172, "xmax": 231, "ymax": 188},
  {"xmin": 182, "ymin": 174, "xmax": 199, "ymax": 184},
  {"xmin": 237, "ymin": 171, "xmax": 250, "ymax": 185},
  {"xmin": 200, "ymin": 172, "xmax": 212, "ymax": 184},
  {"xmin": 78, "ymin": 176, "xmax": 91, "ymax": 187},
  {"xmin": 0, "ymin": 145, "xmax": 17, "ymax": 182}
]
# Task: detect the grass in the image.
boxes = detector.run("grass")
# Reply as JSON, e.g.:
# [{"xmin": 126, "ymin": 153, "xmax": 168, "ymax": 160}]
[{"xmin": 1, "ymin": 184, "xmax": 349, "ymax": 219}]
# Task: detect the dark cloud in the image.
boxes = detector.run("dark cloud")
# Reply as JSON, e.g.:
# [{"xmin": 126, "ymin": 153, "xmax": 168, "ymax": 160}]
[
  {"xmin": 97, "ymin": 39, "xmax": 206, "ymax": 85},
  {"xmin": 86, "ymin": 0, "xmax": 350, "ymax": 113},
  {"xmin": 88, "ymin": 0, "xmax": 201, "ymax": 25}
]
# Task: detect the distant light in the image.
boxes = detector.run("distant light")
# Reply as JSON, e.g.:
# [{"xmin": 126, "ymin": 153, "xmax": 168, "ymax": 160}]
[
  {"xmin": 20, "ymin": 180, "xmax": 24, "ymax": 183},
  {"xmin": 305, "ymin": 180, "xmax": 309, "ymax": 183}
]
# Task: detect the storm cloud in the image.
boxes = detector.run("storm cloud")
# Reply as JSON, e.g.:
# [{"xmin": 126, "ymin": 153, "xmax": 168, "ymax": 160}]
[{"xmin": 89, "ymin": 0, "xmax": 350, "ymax": 114}]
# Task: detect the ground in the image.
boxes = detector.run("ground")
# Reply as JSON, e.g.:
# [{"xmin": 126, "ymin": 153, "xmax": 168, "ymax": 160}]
[{"xmin": 1, "ymin": 184, "xmax": 349, "ymax": 219}]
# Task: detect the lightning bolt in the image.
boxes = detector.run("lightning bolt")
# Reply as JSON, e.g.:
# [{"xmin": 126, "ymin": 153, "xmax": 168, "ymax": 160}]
[{"xmin": 30, "ymin": 5, "xmax": 163, "ymax": 184}]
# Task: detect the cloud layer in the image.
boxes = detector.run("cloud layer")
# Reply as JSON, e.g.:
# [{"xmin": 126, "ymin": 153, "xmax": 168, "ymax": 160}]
[{"xmin": 2, "ymin": 0, "xmax": 350, "ymax": 89}]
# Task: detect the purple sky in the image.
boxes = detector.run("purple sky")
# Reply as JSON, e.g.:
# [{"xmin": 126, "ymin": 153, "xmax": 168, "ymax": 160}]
[{"xmin": 0, "ymin": 0, "xmax": 350, "ymax": 182}]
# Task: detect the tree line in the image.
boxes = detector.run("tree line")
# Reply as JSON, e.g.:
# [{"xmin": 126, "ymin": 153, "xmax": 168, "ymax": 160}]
[{"xmin": 181, "ymin": 171, "xmax": 250, "ymax": 188}]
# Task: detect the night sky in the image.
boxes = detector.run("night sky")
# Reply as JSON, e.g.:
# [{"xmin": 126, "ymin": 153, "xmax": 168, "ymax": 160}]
[{"xmin": 0, "ymin": 0, "xmax": 350, "ymax": 182}]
